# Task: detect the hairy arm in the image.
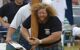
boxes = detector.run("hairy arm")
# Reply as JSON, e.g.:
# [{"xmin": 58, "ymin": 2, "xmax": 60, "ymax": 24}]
[
  {"xmin": 40, "ymin": 31, "xmax": 61, "ymax": 44},
  {"xmin": 21, "ymin": 26, "xmax": 30, "ymax": 41}
]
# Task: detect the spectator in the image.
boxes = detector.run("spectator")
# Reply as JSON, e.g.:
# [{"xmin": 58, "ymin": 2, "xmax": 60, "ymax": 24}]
[{"xmin": 0, "ymin": 0, "xmax": 24, "ymax": 28}]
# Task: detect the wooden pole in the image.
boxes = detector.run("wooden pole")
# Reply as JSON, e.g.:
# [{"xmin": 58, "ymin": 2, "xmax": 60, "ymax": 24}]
[
  {"xmin": 31, "ymin": 0, "xmax": 40, "ymax": 38},
  {"xmin": 31, "ymin": 0, "xmax": 40, "ymax": 50}
]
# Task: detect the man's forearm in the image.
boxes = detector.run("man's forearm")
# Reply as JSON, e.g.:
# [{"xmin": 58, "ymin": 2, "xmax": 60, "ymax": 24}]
[
  {"xmin": 7, "ymin": 27, "xmax": 16, "ymax": 38},
  {"xmin": 40, "ymin": 31, "xmax": 61, "ymax": 44},
  {"xmin": 21, "ymin": 26, "xmax": 30, "ymax": 41}
]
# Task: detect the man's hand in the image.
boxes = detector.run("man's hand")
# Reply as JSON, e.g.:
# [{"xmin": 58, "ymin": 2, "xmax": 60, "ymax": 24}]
[
  {"xmin": 27, "ymin": 37, "xmax": 40, "ymax": 46},
  {"xmin": 2, "ymin": 22, "xmax": 10, "ymax": 28},
  {"xmin": 28, "ymin": 37, "xmax": 40, "ymax": 50},
  {"xmin": 5, "ymin": 36, "xmax": 12, "ymax": 44}
]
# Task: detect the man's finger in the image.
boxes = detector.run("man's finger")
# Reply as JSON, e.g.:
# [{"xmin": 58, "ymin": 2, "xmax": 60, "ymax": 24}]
[
  {"xmin": 29, "ymin": 37, "xmax": 36, "ymax": 40},
  {"xmin": 5, "ymin": 40, "xmax": 13, "ymax": 44}
]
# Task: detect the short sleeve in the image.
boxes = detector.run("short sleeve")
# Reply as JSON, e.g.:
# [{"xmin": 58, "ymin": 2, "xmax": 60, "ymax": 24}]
[
  {"xmin": 51, "ymin": 17, "xmax": 62, "ymax": 33},
  {"xmin": 10, "ymin": 4, "xmax": 31, "ymax": 29},
  {"xmin": 10, "ymin": 7, "xmax": 24, "ymax": 29},
  {"xmin": 22, "ymin": 16, "xmax": 31, "ymax": 29}
]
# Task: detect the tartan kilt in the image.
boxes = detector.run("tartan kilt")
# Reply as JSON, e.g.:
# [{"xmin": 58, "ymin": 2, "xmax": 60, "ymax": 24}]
[{"xmin": 36, "ymin": 42, "xmax": 62, "ymax": 50}]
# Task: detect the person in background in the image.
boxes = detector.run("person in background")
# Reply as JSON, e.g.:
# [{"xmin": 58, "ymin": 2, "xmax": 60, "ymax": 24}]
[
  {"xmin": 0, "ymin": 0, "xmax": 24, "ymax": 50},
  {"xmin": 21, "ymin": 3, "xmax": 62, "ymax": 50},
  {"xmin": 0, "ymin": 0, "xmax": 24, "ymax": 28}
]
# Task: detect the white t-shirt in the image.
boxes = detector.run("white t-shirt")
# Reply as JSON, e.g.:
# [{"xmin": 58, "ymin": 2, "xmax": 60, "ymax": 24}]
[
  {"xmin": 0, "ymin": 0, "xmax": 3, "ymax": 7},
  {"xmin": 42, "ymin": 0, "xmax": 67, "ymax": 23},
  {"xmin": 10, "ymin": 3, "xmax": 31, "ymax": 29}
]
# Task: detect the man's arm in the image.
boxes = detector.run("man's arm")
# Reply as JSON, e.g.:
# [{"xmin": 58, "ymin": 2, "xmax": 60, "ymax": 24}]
[
  {"xmin": 21, "ymin": 26, "xmax": 30, "ymax": 41},
  {"xmin": 6, "ymin": 5, "xmax": 23, "ymax": 43},
  {"xmin": 6, "ymin": 27, "xmax": 16, "ymax": 43},
  {"xmin": 40, "ymin": 31, "xmax": 61, "ymax": 44},
  {"xmin": 5, "ymin": 12, "xmax": 22, "ymax": 43},
  {"xmin": 40, "ymin": 17, "xmax": 62, "ymax": 44},
  {"xmin": 28, "ymin": 31, "xmax": 61, "ymax": 46},
  {"xmin": 21, "ymin": 16, "xmax": 31, "ymax": 40}
]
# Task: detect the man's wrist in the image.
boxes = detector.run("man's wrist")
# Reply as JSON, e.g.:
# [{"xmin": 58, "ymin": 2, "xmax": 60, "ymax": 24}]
[{"xmin": 39, "ymin": 40, "xmax": 42, "ymax": 44}]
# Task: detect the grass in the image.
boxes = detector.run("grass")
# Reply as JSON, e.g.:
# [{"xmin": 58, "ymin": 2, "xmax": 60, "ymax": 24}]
[{"xmin": 64, "ymin": 45, "xmax": 80, "ymax": 50}]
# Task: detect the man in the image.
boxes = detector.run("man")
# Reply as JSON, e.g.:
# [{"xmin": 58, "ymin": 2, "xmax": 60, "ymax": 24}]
[
  {"xmin": 0, "ymin": 0, "xmax": 24, "ymax": 28},
  {"xmin": 21, "ymin": 3, "xmax": 62, "ymax": 50},
  {"xmin": 6, "ymin": 3, "xmax": 31, "ymax": 50}
]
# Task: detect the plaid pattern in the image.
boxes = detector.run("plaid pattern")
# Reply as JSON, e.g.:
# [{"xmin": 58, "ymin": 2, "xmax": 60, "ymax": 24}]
[{"xmin": 36, "ymin": 42, "xmax": 62, "ymax": 50}]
